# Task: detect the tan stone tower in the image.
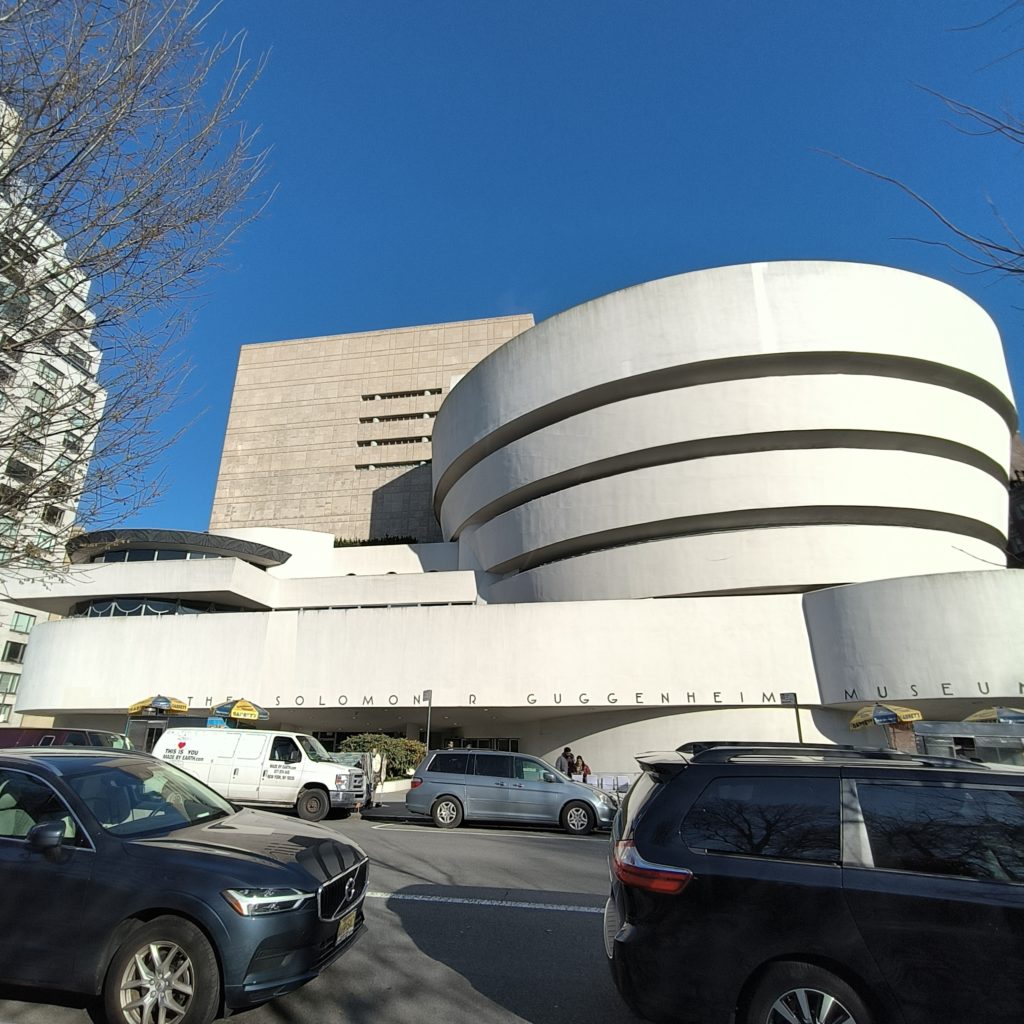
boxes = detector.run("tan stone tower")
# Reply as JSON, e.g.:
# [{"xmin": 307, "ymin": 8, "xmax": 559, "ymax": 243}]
[{"xmin": 209, "ymin": 313, "xmax": 533, "ymax": 542}]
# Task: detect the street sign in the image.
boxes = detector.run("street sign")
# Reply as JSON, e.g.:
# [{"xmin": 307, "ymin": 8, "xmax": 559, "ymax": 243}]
[{"xmin": 780, "ymin": 692, "xmax": 797, "ymax": 706}]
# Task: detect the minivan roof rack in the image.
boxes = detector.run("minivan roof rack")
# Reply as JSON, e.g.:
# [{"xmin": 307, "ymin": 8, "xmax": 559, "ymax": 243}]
[
  {"xmin": 687, "ymin": 744, "xmax": 990, "ymax": 770},
  {"xmin": 678, "ymin": 741, "xmax": 858, "ymax": 755}
]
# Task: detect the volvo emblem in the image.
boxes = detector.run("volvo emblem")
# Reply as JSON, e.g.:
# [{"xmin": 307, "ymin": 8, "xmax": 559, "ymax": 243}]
[{"xmin": 344, "ymin": 876, "xmax": 356, "ymax": 902}]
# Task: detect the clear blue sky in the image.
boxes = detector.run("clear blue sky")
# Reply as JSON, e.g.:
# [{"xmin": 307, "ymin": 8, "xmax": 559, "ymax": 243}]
[{"xmin": 129, "ymin": 0, "xmax": 1024, "ymax": 531}]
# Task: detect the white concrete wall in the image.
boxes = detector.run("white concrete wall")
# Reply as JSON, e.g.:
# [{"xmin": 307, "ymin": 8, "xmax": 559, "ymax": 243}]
[
  {"xmin": 433, "ymin": 261, "xmax": 1015, "ymax": 602},
  {"xmin": 16, "ymin": 592, "xmax": 823, "ymax": 716},
  {"xmin": 804, "ymin": 570, "xmax": 1024, "ymax": 706}
]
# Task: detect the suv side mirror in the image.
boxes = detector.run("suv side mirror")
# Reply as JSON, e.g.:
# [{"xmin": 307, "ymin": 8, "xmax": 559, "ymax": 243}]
[
  {"xmin": 542, "ymin": 771, "xmax": 557, "ymax": 783},
  {"xmin": 28, "ymin": 820, "xmax": 65, "ymax": 851}
]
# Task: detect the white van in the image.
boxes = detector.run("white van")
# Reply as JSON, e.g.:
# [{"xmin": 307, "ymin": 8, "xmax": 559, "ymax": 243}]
[{"xmin": 154, "ymin": 728, "xmax": 366, "ymax": 821}]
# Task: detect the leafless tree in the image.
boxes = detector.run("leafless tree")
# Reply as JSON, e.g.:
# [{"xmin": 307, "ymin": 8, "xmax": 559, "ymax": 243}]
[
  {"xmin": 830, "ymin": 5, "xmax": 1024, "ymax": 279},
  {"xmin": 0, "ymin": 0, "xmax": 267, "ymax": 572}
]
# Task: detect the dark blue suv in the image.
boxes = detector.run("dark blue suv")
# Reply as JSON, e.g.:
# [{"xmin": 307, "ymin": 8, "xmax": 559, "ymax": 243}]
[
  {"xmin": 0, "ymin": 749, "xmax": 368, "ymax": 1024},
  {"xmin": 605, "ymin": 743, "xmax": 1024, "ymax": 1024}
]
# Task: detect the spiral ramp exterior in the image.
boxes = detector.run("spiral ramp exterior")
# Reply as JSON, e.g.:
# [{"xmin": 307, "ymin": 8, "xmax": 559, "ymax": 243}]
[{"xmin": 432, "ymin": 261, "xmax": 1016, "ymax": 603}]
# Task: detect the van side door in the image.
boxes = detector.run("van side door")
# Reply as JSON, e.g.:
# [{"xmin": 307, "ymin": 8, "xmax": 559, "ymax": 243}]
[
  {"xmin": 842, "ymin": 775, "xmax": 1024, "ymax": 1022},
  {"xmin": 510, "ymin": 755, "xmax": 563, "ymax": 821},
  {"xmin": 257, "ymin": 735, "xmax": 303, "ymax": 805},
  {"xmin": 465, "ymin": 753, "xmax": 513, "ymax": 819},
  {"xmin": 224, "ymin": 733, "xmax": 266, "ymax": 802}
]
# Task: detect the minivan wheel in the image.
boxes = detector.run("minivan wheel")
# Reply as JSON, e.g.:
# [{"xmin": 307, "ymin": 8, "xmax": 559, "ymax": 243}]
[
  {"xmin": 100, "ymin": 916, "xmax": 220, "ymax": 1024},
  {"xmin": 743, "ymin": 962, "xmax": 873, "ymax": 1024},
  {"xmin": 560, "ymin": 800, "xmax": 596, "ymax": 835},
  {"xmin": 431, "ymin": 796, "xmax": 463, "ymax": 828},
  {"xmin": 296, "ymin": 787, "xmax": 330, "ymax": 821}
]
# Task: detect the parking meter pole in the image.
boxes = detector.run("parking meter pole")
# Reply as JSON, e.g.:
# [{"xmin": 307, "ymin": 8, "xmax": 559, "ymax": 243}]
[{"xmin": 423, "ymin": 689, "xmax": 433, "ymax": 751}]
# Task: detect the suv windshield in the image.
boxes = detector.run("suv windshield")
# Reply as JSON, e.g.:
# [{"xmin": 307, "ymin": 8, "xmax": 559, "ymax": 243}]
[
  {"xmin": 296, "ymin": 734, "xmax": 335, "ymax": 763},
  {"xmin": 67, "ymin": 759, "xmax": 232, "ymax": 837}
]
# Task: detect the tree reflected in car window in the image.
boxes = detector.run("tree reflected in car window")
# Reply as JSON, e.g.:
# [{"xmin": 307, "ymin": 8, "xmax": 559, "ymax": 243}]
[
  {"xmin": 67, "ymin": 759, "xmax": 232, "ymax": 837},
  {"xmin": 682, "ymin": 776, "xmax": 840, "ymax": 863},
  {"xmin": 858, "ymin": 783, "xmax": 1024, "ymax": 883}
]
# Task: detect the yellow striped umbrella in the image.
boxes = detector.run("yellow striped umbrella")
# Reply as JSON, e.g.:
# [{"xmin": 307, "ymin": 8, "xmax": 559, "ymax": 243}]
[
  {"xmin": 211, "ymin": 698, "xmax": 269, "ymax": 723},
  {"xmin": 127, "ymin": 695, "xmax": 189, "ymax": 716},
  {"xmin": 963, "ymin": 707, "xmax": 1024, "ymax": 723},
  {"xmin": 849, "ymin": 703, "xmax": 922, "ymax": 730}
]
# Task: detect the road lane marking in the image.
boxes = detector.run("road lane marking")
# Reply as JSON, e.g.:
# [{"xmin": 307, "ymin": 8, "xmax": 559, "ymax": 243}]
[
  {"xmin": 366, "ymin": 890, "xmax": 604, "ymax": 914},
  {"xmin": 369, "ymin": 823, "xmax": 606, "ymax": 842}
]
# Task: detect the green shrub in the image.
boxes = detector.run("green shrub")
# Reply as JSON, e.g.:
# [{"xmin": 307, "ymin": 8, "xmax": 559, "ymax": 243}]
[{"xmin": 337, "ymin": 733, "xmax": 426, "ymax": 779}]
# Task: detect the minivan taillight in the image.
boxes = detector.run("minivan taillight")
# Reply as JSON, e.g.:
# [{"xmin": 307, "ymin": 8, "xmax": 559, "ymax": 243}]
[
  {"xmin": 410, "ymin": 776, "xmax": 423, "ymax": 789},
  {"xmin": 612, "ymin": 840, "xmax": 693, "ymax": 894}
]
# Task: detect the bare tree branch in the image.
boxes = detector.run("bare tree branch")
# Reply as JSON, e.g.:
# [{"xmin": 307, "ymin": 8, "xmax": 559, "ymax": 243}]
[{"xmin": 0, "ymin": 0, "xmax": 267, "ymax": 575}]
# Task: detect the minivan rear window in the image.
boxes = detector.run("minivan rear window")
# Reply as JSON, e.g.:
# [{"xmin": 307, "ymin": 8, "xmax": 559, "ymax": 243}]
[
  {"xmin": 682, "ymin": 776, "xmax": 840, "ymax": 863},
  {"xmin": 428, "ymin": 752, "xmax": 469, "ymax": 774}
]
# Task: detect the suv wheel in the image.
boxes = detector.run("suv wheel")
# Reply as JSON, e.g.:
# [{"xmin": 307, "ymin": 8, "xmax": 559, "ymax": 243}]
[
  {"xmin": 100, "ymin": 916, "xmax": 220, "ymax": 1024},
  {"xmin": 431, "ymin": 796, "xmax": 463, "ymax": 828},
  {"xmin": 560, "ymin": 800, "xmax": 596, "ymax": 835},
  {"xmin": 743, "ymin": 962, "xmax": 873, "ymax": 1024}
]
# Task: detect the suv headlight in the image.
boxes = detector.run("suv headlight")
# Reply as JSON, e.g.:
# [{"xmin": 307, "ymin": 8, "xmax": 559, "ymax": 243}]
[{"xmin": 222, "ymin": 887, "xmax": 314, "ymax": 916}]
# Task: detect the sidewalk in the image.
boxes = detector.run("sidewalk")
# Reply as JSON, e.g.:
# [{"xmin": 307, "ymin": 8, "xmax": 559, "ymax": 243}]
[{"xmin": 358, "ymin": 785, "xmax": 421, "ymax": 823}]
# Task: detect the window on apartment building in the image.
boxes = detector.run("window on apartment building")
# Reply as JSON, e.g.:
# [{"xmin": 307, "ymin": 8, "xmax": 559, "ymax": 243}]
[
  {"xmin": 0, "ymin": 268, "xmax": 29, "ymax": 327},
  {"xmin": 0, "ymin": 704, "xmax": 9, "ymax": 724},
  {"xmin": 38, "ymin": 361, "xmax": 64, "ymax": 387},
  {"xmin": 22, "ymin": 409, "xmax": 49, "ymax": 431},
  {"xmin": 0, "ymin": 516, "xmax": 16, "ymax": 537},
  {"xmin": 5, "ymin": 458, "xmax": 36, "ymax": 484},
  {"xmin": 62, "ymin": 305, "xmax": 86, "ymax": 332},
  {"xmin": 64, "ymin": 432, "xmax": 82, "ymax": 452},
  {"xmin": 0, "ymin": 672, "xmax": 19, "ymax": 694},
  {"xmin": 0, "ymin": 392, "xmax": 7, "ymax": 414},
  {"xmin": 67, "ymin": 344, "xmax": 92, "ymax": 373},
  {"xmin": 30, "ymin": 384, "xmax": 55, "ymax": 409},
  {"xmin": 9, "ymin": 613, "xmax": 35, "ymax": 634},
  {"xmin": 41, "ymin": 505, "xmax": 63, "ymax": 527},
  {"xmin": 15, "ymin": 435, "xmax": 44, "ymax": 462},
  {"xmin": 2, "ymin": 641, "xmax": 26, "ymax": 664},
  {"xmin": 34, "ymin": 531, "xmax": 55, "ymax": 552},
  {"xmin": 0, "ymin": 484, "xmax": 26, "ymax": 511}
]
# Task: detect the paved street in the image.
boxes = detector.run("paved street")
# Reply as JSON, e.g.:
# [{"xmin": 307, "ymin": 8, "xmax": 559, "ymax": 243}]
[{"xmin": 0, "ymin": 811, "xmax": 638, "ymax": 1024}]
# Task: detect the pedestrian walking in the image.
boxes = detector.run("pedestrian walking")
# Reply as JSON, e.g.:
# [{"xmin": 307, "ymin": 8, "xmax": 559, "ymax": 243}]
[{"xmin": 555, "ymin": 746, "xmax": 573, "ymax": 774}]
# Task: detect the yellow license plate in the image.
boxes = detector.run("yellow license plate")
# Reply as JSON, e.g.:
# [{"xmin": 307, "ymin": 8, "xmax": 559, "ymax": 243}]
[{"xmin": 337, "ymin": 909, "xmax": 356, "ymax": 944}]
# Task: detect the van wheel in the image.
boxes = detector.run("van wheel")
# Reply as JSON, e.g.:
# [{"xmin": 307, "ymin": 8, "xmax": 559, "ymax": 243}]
[
  {"xmin": 100, "ymin": 916, "xmax": 219, "ymax": 1024},
  {"xmin": 296, "ymin": 788, "xmax": 329, "ymax": 821},
  {"xmin": 742, "ymin": 962, "xmax": 873, "ymax": 1024},
  {"xmin": 561, "ymin": 801, "xmax": 596, "ymax": 835},
  {"xmin": 431, "ymin": 796, "xmax": 463, "ymax": 828}
]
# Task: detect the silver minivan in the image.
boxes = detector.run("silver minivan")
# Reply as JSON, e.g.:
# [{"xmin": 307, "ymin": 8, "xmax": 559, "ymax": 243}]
[{"xmin": 405, "ymin": 748, "xmax": 617, "ymax": 834}]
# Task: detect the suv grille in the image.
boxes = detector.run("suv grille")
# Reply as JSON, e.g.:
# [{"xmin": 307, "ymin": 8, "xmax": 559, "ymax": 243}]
[{"xmin": 318, "ymin": 859, "xmax": 368, "ymax": 921}]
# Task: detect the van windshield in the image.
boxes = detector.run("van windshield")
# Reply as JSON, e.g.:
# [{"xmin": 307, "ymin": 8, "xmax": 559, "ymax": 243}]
[{"xmin": 296, "ymin": 734, "xmax": 335, "ymax": 763}]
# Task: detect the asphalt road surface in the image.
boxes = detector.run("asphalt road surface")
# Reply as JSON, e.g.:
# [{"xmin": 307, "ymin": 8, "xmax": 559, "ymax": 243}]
[{"xmin": 0, "ymin": 813, "xmax": 639, "ymax": 1024}]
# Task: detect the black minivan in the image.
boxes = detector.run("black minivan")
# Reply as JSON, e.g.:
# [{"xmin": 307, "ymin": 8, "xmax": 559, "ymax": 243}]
[{"xmin": 605, "ymin": 743, "xmax": 1024, "ymax": 1024}]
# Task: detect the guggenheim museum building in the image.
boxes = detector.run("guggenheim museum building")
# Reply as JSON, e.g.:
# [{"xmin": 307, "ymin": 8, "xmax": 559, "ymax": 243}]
[{"xmin": 7, "ymin": 260, "xmax": 1024, "ymax": 771}]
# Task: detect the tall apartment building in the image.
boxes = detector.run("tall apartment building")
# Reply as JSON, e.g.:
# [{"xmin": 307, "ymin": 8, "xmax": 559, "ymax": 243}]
[
  {"xmin": 0, "ymin": 109, "xmax": 105, "ymax": 725},
  {"xmin": 210, "ymin": 314, "xmax": 534, "ymax": 542}
]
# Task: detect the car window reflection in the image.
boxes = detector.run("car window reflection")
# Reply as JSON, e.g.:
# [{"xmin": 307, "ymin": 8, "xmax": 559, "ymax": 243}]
[
  {"xmin": 682, "ymin": 776, "xmax": 841, "ymax": 863},
  {"xmin": 858, "ymin": 783, "xmax": 1024, "ymax": 883},
  {"xmin": 67, "ymin": 760, "xmax": 232, "ymax": 837}
]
